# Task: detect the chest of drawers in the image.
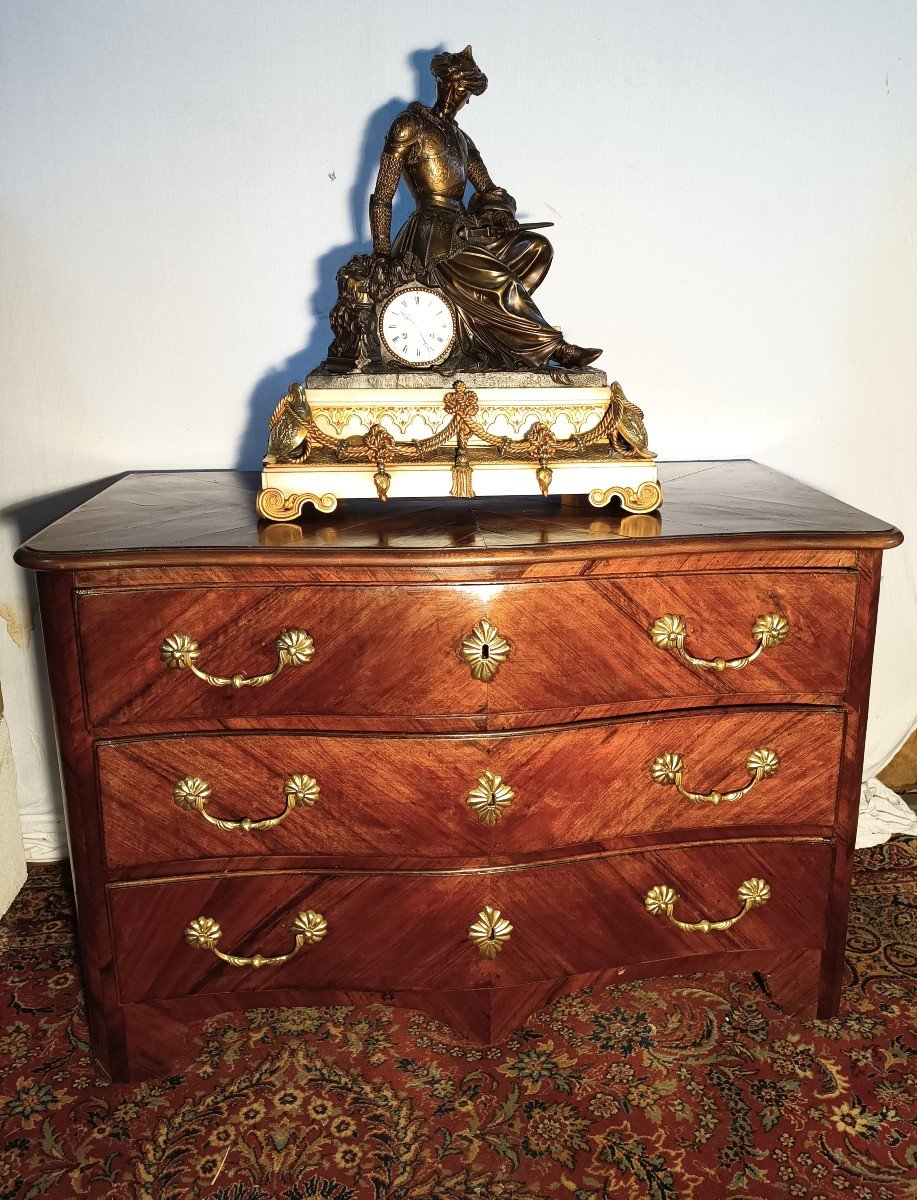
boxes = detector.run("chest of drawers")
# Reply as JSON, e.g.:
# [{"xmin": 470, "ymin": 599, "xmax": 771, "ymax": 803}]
[{"xmin": 16, "ymin": 461, "xmax": 901, "ymax": 1081}]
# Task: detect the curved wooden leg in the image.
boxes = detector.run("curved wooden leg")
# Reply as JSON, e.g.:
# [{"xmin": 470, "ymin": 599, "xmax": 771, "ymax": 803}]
[
  {"xmin": 407, "ymin": 983, "xmax": 562, "ymax": 1044},
  {"xmin": 119, "ymin": 1002, "xmax": 195, "ymax": 1081},
  {"xmin": 755, "ymin": 949, "xmax": 821, "ymax": 1018}
]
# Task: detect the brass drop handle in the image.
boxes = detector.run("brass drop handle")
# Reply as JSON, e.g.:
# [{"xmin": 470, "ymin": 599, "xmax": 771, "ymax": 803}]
[
  {"xmin": 468, "ymin": 905, "xmax": 513, "ymax": 958},
  {"xmin": 184, "ymin": 910, "xmax": 328, "ymax": 968},
  {"xmin": 172, "ymin": 774, "xmax": 320, "ymax": 832},
  {"xmin": 461, "ymin": 620, "xmax": 510, "ymax": 682},
  {"xmin": 466, "ymin": 771, "xmax": 515, "ymax": 825},
  {"xmin": 159, "ymin": 628, "xmax": 315, "ymax": 688},
  {"xmin": 650, "ymin": 612, "xmax": 789, "ymax": 671},
  {"xmin": 648, "ymin": 878, "xmax": 768, "ymax": 931},
  {"xmin": 645, "ymin": 878, "xmax": 771, "ymax": 932},
  {"xmin": 650, "ymin": 748, "xmax": 779, "ymax": 805}
]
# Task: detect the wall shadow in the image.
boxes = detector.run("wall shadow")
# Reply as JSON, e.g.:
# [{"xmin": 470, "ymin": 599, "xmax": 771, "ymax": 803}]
[
  {"xmin": 3, "ymin": 475, "xmax": 127, "ymax": 549},
  {"xmin": 2, "ymin": 474, "xmax": 127, "ymax": 852},
  {"xmin": 235, "ymin": 46, "xmax": 442, "ymax": 469}
]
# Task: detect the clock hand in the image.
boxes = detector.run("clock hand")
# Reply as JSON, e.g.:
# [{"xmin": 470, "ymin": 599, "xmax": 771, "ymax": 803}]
[{"xmin": 399, "ymin": 309, "xmax": 435, "ymax": 356}]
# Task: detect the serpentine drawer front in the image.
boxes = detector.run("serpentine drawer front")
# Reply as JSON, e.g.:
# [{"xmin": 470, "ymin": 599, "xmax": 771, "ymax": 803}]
[
  {"xmin": 76, "ymin": 584, "xmax": 484, "ymax": 727},
  {"xmin": 76, "ymin": 568, "xmax": 855, "ymax": 727},
  {"xmin": 484, "ymin": 570, "xmax": 857, "ymax": 714},
  {"xmin": 108, "ymin": 839, "xmax": 834, "ymax": 1004},
  {"xmin": 15, "ymin": 464, "xmax": 901, "ymax": 1079},
  {"xmin": 97, "ymin": 707, "xmax": 845, "ymax": 868}
]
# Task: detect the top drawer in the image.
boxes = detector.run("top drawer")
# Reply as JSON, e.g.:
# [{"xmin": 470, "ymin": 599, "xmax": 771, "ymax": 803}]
[
  {"xmin": 76, "ymin": 570, "xmax": 857, "ymax": 726},
  {"xmin": 77, "ymin": 584, "xmax": 484, "ymax": 727},
  {"xmin": 486, "ymin": 570, "xmax": 857, "ymax": 716}
]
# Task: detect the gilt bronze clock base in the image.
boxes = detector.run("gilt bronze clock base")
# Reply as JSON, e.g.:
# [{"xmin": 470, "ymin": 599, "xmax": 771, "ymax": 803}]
[
  {"xmin": 258, "ymin": 369, "xmax": 661, "ymax": 522},
  {"xmin": 259, "ymin": 459, "xmax": 661, "ymax": 520}
]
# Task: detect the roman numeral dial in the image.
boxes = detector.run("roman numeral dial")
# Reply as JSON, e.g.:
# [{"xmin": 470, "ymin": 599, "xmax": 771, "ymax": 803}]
[{"xmin": 379, "ymin": 287, "xmax": 457, "ymax": 367}]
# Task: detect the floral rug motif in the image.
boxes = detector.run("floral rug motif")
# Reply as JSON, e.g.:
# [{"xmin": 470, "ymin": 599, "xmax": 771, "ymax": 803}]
[{"xmin": 1, "ymin": 841, "xmax": 915, "ymax": 1199}]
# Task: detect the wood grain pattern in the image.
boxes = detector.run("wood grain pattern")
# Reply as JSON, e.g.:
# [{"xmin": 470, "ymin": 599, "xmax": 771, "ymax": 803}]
[
  {"xmin": 97, "ymin": 708, "xmax": 845, "ymax": 868},
  {"xmin": 486, "ymin": 571, "xmax": 856, "ymax": 713},
  {"xmin": 108, "ymin": 839, "xmax": 833, "ymax": 1004},
  {"xmin": 77, "ymin": 690, "xmax": 848, "ymax": 739},
  {"xmin": 115, "ymin": 946, "xmax": 822, "ymax": 1080},
  {"xmin": 14, "ymin": 462, "xmax": 901, "ymax": 572},
  {"xmin": 77, "ymin": 569, "xmax": 856, "ymax": 727},
  {"xmin": 755, "ymin": 949, "xmax": 822, "ymax": 1016},
  {"xmin": 818, "ymin": 549, "xmax": 885, "ymax": 1015},
  {"xmin": 72, "ymin": 547, "xmax": 860, "ymax": 591},
  {"xmin": 34, "ymin": 575, "xmax": 122, "ymax": 1071},
  {"xmin": 16, "ymin": 464, "xmax": 900, "ymax": 1080},
  {"xmin": 77, "ymin": 584, "xmax": 483, "ymax": 727}
]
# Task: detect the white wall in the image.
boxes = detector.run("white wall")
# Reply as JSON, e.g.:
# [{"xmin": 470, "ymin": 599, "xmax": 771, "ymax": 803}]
[{"xmin": 1, "ymin": 0, "xmax": 914, "ymax": 858}]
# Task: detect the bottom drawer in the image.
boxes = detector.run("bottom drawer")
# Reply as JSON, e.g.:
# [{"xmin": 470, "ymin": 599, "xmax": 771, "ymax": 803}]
[{"xmin": 109, "ymin": 839, "xmax": 833, "ymax": 1004}]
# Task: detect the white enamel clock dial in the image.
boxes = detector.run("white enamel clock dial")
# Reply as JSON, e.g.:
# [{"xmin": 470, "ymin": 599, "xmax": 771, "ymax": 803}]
[{"xmin": 379, "ymin": 287, "xmax": 456, "ymax": 367}]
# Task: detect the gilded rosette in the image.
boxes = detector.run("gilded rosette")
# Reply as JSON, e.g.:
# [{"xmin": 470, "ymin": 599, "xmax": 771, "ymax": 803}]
[
  {"xmin": 752, "ymin": 613, "xmax": 790, "ymax": 648},
  {"xmin": 283, "ymin": 774, "xmax": 320, "ymax": 808},
  {"xmin": 276, "ymin": 629, "xmax": 316, "ymax": 667},
  {"xmin": 292, "ymin": 910, "xmax": 328, "ymax": 944},
  {"xmin": 745, "ymin": 748, "xmax": 780, "ymax": 778},
  {"xmin": 185, "ymin": 916, "xmax": 222, "ymax": 951},
  {"xmin": 172, "ymin": 776, "xmax": 212, "ymax": 813},
  {"xmin": 159, "ymin": 633, "xmax": 200, "ymax": 670},
  {"xmin": 736, "ymin": 878, "xmax": 771, "ymax": 908}
]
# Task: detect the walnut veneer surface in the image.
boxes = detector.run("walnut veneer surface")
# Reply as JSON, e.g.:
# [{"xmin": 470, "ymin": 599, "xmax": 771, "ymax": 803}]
[{"xmin": 15, "ymin": 461, "xmax": 902, "ymax": 1080}]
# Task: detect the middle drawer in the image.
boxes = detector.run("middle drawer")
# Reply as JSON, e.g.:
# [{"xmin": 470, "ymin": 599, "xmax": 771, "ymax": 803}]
[{"xmin": 98, "ymin": 708, "xmax": 843, "ymax": 868}]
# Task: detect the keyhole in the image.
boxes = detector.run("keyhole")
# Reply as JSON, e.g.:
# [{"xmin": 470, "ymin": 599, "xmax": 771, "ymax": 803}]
[{"xmin": 480, "ymin": 644, "xmax": 490, "ymax": 659}]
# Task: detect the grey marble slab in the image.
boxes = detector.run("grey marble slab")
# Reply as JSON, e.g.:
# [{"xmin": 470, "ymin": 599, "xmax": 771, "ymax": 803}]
[{"xmin": 305, "ymin": 367, "xmax": 608, "ymax": 390}]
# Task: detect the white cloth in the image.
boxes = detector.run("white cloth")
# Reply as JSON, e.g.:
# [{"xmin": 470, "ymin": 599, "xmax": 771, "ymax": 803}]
[
  {"xmin": 0, "ymin": 716, "xmax": 27, "ymax": 917},
  {"xmin": 856, "ymin": 777, "xmax": 917, "ymax": 848}
]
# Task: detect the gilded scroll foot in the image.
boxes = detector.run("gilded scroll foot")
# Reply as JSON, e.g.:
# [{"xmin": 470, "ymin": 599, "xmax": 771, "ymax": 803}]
[
  {"xmin": 256, "ymin": 488, "xmax": 339, "ymax": 521},
  {"xmin": 588, "ymin": 481, "xmax": 663, "ymax": 514}
]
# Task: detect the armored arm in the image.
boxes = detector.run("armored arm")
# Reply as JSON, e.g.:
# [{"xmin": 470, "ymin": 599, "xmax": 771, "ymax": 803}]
[
  {"xmin": 466, "ymin": 139, "xmax": 497, "ymax": 195},
  {"xmin": 370, "ymin": 112, "xmax": 420, "ymax": 254},
  {"xmin": 465, "ymin": 135, "xmax": 517, "ymax": 228},
  {"xmin": 369, "ymin": 153, "xmax": 400, "ymax": 254}
]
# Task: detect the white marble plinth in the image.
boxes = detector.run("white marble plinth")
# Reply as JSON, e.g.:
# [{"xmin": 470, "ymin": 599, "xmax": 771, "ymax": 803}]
[
  {"xmin": 259, "ymin": 375, "xmax": 660, "ymax": 521},
  {"xmin": 258, "ymin": 459, "xmax": 661, "ymax": 521}
]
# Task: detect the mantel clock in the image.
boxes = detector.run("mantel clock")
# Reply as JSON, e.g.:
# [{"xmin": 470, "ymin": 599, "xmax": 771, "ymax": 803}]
[{"xmin": 257, "ymin": 45, "xmax": 662, "ymax": 521}]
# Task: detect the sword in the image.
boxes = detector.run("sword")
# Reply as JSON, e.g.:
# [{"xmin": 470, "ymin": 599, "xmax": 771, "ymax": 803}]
[{"xmin": 462, "ymin": 220, "xmax": 554, "ymax": 239}]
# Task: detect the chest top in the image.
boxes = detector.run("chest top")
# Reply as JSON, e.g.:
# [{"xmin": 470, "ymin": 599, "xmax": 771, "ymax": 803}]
[{"xmin": 14, "ymin": 460, "xmax": 901, "ymax": 574}]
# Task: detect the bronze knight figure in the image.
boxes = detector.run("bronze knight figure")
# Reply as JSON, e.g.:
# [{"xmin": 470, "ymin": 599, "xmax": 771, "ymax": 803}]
[
  {"xmin": 260, "ymin": 43, "xmax": 661, "ymax": 520},
  {"xmin": 324, "ymin": 46, "xmax": 601, "ymax": 374}
]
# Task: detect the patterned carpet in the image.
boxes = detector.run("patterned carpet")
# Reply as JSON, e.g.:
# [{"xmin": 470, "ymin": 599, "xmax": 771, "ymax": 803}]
[{"xmin": 1, "ymin": 843, "xmax": 915, "ymax": 1200}]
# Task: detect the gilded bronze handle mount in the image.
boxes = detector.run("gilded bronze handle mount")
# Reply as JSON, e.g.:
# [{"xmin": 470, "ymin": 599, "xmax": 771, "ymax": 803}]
[
  {"xmin": 650, "ymin": 612, "xmax": 788, "ymax": 672},
  {"xmin": 460, "ymin": 620, "xmax": 510, "ymax": 683},
  {"xmin": 172, "ymin": 773, "xmax": 320, "ymax": 832},
  {"xmin": 468, "ymin": 905, "xmax": 513, "ymax": 958},
  {"xmin": 466, "ymin": 771, "xmax": 515, "ymax": 825},
  {"xmin": 184, "ymin": 910, "xmax": 328, "ymax": 968},
  {"xmin": 650, "ymin": 748, "xmax": 779, "ymax": 806},
  {"xmin": 644, "ymin": 878, "xmax": 771, "ymax": 932},
  {"xmin": 159, "ymin": 628, "xmax": 315, "ymax": 688}
]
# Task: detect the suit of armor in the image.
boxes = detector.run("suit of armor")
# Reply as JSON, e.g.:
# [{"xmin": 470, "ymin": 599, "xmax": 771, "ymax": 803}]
[{"xmin": 369, "ymin": 101, "xmax": 567, "ymax": 369}]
